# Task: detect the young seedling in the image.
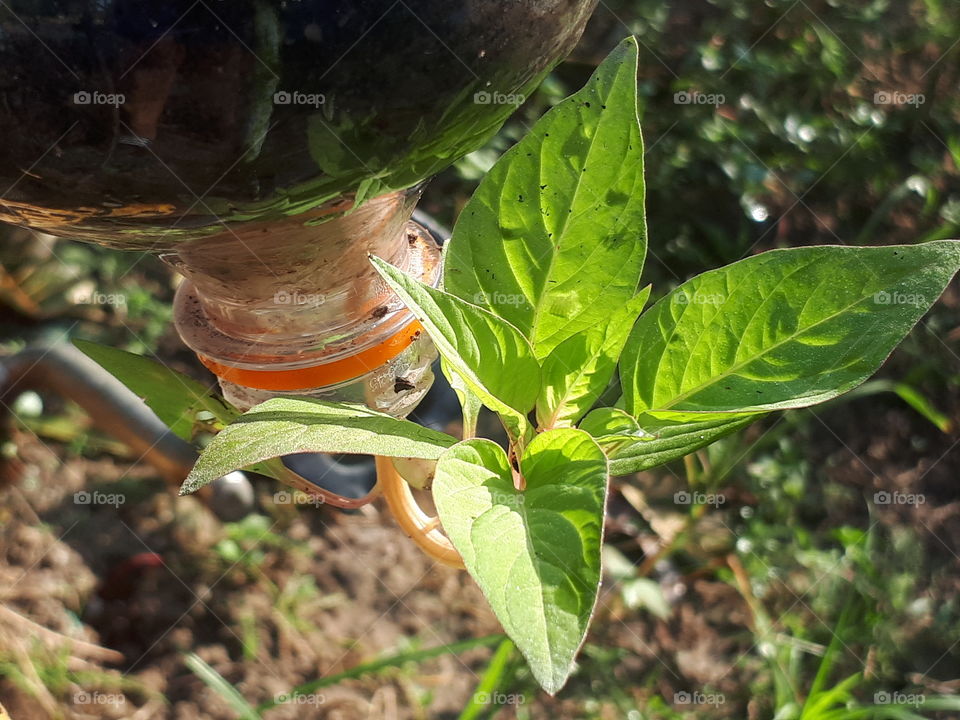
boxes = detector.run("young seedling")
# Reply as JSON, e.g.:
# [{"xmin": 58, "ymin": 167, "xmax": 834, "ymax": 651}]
[{"xmin": 127, "ymin": 38, "xmax": 960, "ymax": 694}]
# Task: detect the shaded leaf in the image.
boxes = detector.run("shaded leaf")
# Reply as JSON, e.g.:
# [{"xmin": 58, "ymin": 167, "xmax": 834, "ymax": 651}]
[
  {"xmin": 607, "ymin": 415, "xmax": 761, "ymax": 476},
  {"xmin": 75, "ymin": 339, "xmax": 237, "ymax": 441},
  {"xmin": 580, "ymin": 407, "xmax": 650, "ymax": 451},
  {"xmin": 182, "ymin": 397, "xmax": 456, "ymax": 494}
]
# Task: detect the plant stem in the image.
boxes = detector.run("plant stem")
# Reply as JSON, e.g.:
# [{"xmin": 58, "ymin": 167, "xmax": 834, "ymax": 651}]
[{"xmin": 376, "ymin": 456, "xmax": 465, "ymax": 569}]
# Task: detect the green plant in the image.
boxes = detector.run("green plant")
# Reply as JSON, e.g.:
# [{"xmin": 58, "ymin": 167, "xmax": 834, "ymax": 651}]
[
  {"xmin": 0, "ymin": 641, "xmax": 155, "ymax": 717},
  {"xmin": 82, "ymin": 38, "xmax": 960, "ymax": 696},
  {"xmin": 727, "ymin": 588, "xmax": 960, "ymax": 720}
]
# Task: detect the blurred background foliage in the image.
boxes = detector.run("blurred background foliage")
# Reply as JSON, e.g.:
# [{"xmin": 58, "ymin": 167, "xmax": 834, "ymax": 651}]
[{"xmin": 443, "ymin": 0, "xmax": 960, "ymax": 275}]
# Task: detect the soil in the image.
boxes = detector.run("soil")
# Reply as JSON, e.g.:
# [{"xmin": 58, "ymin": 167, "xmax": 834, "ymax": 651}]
[{"xmin": 1, "ymin": 378, "xmax": 958, "ymax": 719}]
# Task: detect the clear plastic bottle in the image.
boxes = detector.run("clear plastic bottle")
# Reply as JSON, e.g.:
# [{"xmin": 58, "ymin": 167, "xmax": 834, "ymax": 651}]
[{"xmin": 167, "ymin": 188, "xmax": 441, "ymax": 413}]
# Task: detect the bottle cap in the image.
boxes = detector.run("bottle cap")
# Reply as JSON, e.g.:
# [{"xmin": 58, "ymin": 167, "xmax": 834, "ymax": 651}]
[{"xmin": 198, "ymin": 320, "xmax": 425, "ymax": 391}]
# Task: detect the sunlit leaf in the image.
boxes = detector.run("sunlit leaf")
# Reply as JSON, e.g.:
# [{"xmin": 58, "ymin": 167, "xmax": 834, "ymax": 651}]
[
  {"xmin": 621, "ymin": 241, "xmax": 960, "ymax": 417},
  {"xmin": 372, "ymin": 255, "xmax": 540, "ymax": 443},
  {"xmin": 433, "ymin": 430, "xmax": 608, "ymax": 694},
  {"xmin": 537, "ymin": 287, "xmax": 650, "ymax": 428},
  {"xmin": 444, "ymin": 37, "xmax": 647, "ymax": 361}
]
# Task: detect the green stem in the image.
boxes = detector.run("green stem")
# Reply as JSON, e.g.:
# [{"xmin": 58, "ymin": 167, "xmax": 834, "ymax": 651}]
[{"xmin": 458, "ymin": 638, "xmax": 517, "ymax": 720}]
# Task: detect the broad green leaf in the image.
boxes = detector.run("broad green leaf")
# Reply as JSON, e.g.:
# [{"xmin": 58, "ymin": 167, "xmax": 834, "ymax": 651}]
[
  {"xmin": 537, "ymin": 287, "xmax": 650, "ymax": 428},
  {"xmin": 74, "ymin": 339, "xmax": 238, "ymax": 441},
  {"xmin": 371, "ymin": 256, "xmax": 540, "ymax": 443},
  {"xmin": 432, "ymin": 430, "xmax": 608, "ymax": 694},
  {"xmin": 607, "ymin": 415, "xmax": 761, "ymax": 476},
  {"xmin": 621, "ymin": 241, "xmax": 960, "ymax": 417},
  {"xmin": 182, "ymin": 397, "xmax": 456, "ymax": 494},
  {"xmin": 444, "ymin": 37, "xmax": 647, "ymax": 361}
]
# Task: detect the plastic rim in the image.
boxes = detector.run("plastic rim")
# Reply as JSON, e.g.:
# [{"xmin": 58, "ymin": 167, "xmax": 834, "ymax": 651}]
[{"xmin": 198, "ymin": 319, "xmax": 425, "ymax": 391}]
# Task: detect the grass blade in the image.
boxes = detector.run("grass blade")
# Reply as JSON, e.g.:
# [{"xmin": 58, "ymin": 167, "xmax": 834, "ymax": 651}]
[
  {"xmin": 458, "ymin": 638, "xmax": 516, "ymax": 720},
  {"xmin": 257, "ymin": 634, "xmax": 505, "ymax": 712},
  {"xmin": 183, "ymin": 653, "xmax": 260, "ymax": 720}
]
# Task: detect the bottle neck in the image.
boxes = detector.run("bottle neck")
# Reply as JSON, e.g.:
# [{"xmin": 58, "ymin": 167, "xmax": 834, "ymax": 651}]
[{"xmin": 164, "ymin": 187, "xmax": 441, "ymax": 391}]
